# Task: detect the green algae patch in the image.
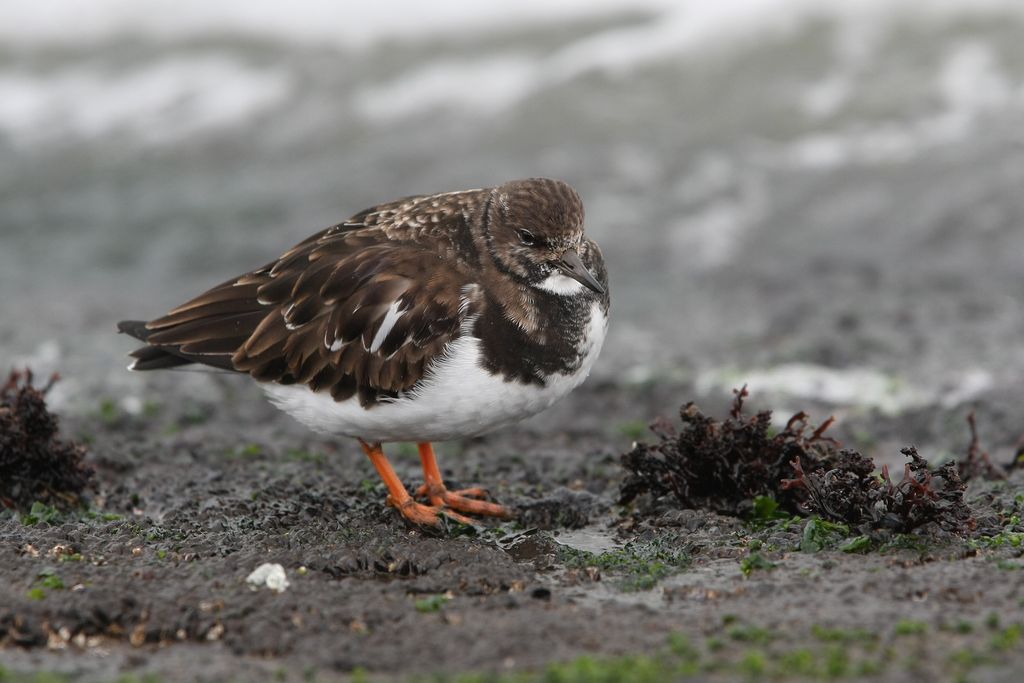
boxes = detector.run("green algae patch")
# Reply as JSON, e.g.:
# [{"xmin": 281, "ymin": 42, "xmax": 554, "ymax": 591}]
[{"xmin": 558, "ymin": 539, "xmax": 691, "ymax": 591}]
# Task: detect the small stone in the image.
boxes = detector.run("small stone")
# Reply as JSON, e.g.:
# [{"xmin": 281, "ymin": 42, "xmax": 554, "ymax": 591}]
[
  {"xmin": 129, "ymin": 624, "xmax": 146, "ymax": 647},
  {"xmin": 47, "ymin": 630, "xmax": 66, "ymax": 650},
  {"xmin": 205, "ymin": 622, "xmax": 224, "ymax": 641},
  {"xmin": 246, "ymin": 563, "xmax": 290, "ymax": 593}
]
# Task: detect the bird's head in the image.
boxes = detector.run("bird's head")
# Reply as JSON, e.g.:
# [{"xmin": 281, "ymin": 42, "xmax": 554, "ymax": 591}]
[{"xmin": 485, "ymin": 178, "xmax": 605, "ymax": 296}]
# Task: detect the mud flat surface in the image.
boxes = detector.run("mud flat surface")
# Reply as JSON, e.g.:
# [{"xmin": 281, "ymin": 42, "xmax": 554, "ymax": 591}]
[{"xmin": 2, "ymin": 376, "xmax": 1024, "ymax": 683}]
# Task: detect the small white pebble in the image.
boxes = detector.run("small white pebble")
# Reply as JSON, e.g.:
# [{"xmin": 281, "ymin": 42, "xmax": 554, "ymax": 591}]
[
  {"xmin": 121, "ymin": 395, "xmax": 143, "ymax": 415},
  {"xmin": 246, "ymin": 563, "xmax": 289, "ymax": 593}
]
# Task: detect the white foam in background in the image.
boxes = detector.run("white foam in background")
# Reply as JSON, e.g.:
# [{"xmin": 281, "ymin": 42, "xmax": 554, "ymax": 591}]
[
  {"xmin": 4, "ymin": 0, "xmax": 1024, "ymax": 144},
  {"xmin": 0, "ymin": 57, "xmax": 291, "ymax": 147},
  {"xmin": 0, "ymin": 0, "xmax": 670, "ymax": 47},
  {"xmin": 666, "ymin": 194, "xmax": 763, "ymax": 271},
  {"xmin": 353, "ymin": 55, "xmax": 539, "ymax": 123},
  {"xmin": 6, "ymin": 0, "xmax": 1024, "ymax": 51},
  {"xmin": 778, "ymin": 41, "xmax": 1024, "ymax": 171},
  {"xmin": 350, "ymin": 0, "xmax": 1024, "ymax": 123},
  {"xmin": 696, "ymin": 363, "xmax": 995, "ymax": 416}
]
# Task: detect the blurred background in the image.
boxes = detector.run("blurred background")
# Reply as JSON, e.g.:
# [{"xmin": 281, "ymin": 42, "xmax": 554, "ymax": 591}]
[{"xmin": 2, "ymin": 0, "xmax": 1023, "ymax": 428}]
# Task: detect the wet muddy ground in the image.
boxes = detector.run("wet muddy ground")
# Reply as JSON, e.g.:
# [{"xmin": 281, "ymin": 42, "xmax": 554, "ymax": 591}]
[{"xmin": 2, "ymin": 377, "xmax": 1024, "ymax": 682}]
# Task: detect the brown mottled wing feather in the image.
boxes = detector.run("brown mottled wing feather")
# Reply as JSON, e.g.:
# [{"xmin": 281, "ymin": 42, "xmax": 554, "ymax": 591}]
[
  {"xmin": 136, "ymin": 199, "xmax": 482, "ymax": 406},
  {"xmin": 127, "ymin": 273, "xmax": 268, "ymax": 371}
]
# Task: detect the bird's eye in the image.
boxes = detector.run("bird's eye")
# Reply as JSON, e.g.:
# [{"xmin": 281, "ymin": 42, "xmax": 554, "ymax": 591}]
[{"xmin": 518, "ymin": 229, "xmax": 537, "ymax": 246}]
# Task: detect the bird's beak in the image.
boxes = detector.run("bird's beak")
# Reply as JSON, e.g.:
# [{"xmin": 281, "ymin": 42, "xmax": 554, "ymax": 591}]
[{"xmin": 556, "ymin": 249, "xmax": 605, "ymax": 294}]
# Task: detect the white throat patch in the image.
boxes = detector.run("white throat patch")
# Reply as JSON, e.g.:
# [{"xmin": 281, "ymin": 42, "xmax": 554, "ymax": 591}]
[{"xmin": 537, "ymin": 272, "xmax": 586, "ymax": 295}]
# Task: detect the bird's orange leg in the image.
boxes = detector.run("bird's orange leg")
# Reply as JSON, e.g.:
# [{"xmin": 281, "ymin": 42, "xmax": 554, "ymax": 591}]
[
  {"xmin": 358, "ymin": 440, "xmax": 473, "ymax": 526},
  {"xmin": 415, "ymin": 442, "xmax": 511, "ymax": 518}
]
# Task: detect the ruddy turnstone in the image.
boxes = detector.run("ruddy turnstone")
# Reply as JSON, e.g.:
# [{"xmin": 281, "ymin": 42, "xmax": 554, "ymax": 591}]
[{"xmin": 118, "ymin": 178, "xmax": 609, "ymax": 526}]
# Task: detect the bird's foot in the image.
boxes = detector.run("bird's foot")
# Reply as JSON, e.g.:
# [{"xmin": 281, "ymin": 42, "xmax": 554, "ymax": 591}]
[
  {"xmin": 386, "ymin": 494, "xmax": 475, "ymax": 526},
  {"xmin": 414, "ymin": 483, "xmax": 511, "ymax": 519},
  {"xmin": 414, "ymin": 484, "xmax": 488, "ymax": 500}
]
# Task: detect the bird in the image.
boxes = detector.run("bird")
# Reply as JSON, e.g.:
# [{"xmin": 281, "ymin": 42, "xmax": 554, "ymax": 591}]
[{"xmin": 118, "ymin": 178, "xmax": 609, "ymax": 526}]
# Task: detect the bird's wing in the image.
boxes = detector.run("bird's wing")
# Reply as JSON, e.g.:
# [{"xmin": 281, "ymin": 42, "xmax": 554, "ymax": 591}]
[
  {"xmin": 139, "ymin": 209, "xmax": 482, "ymax": 406},
  {"xmin": 325, "ymin": 188, "xmax": 486, "ymax": 242}
]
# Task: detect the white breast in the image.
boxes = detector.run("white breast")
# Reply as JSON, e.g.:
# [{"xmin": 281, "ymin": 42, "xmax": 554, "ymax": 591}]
[{"xmin": 263, "ymin": 301, "xmax": 608, "ymax": 443}]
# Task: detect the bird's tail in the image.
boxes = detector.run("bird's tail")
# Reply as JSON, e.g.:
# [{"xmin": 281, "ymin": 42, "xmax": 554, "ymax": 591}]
[{"xmin": 117, "ymin": 320, "xmax": 192, "ymax": 371}]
